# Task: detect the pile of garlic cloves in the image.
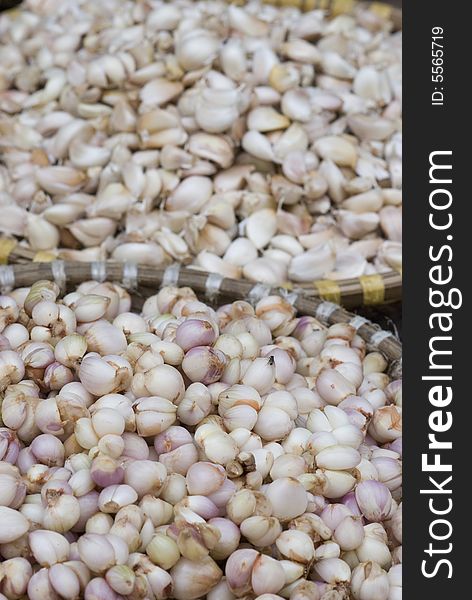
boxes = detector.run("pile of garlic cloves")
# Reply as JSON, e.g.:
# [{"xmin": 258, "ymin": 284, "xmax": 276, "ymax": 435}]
[
  {"xmin": 0, "ymin": 0, "xmax": 401, "ymax": 284},
  {"xmin": 0, "ymin": 280, "xmax": 402, "ymax": 599}
]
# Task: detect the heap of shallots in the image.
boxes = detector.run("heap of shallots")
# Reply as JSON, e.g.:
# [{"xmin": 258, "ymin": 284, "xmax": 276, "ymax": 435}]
[
  {"xmin": 0, "ymin": 280, "xmax": 402, "ymax": 599},
  {"xmin": 0, "ymin": 0, "xmax": 401, "ymax": 284}
]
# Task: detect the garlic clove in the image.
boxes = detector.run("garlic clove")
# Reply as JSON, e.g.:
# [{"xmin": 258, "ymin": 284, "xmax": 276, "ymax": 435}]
[
  {"xmin": 245, "ymin": 209, "xmax": 277, "ymax": 250},
  {"xmin": 140, "ymin": 78, "xmax": 184, "ymax": 108},
  {"xmin": 314, "ymin": 136, "xmax": 357, "ymax": 168}
]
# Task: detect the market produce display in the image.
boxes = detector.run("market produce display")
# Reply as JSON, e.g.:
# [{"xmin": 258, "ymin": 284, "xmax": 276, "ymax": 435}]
[
  {"xmin": 0, "ymin": 280, "xmax": 402, "ymax": 599},
  {"xmin": 0, "ymin": 0, "xmax": 401, "ymax": 285}
]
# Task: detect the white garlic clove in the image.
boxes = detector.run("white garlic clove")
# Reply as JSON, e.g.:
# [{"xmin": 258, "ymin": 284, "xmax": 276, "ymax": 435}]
[
  {"xmin": 223, "ymin": 238, "xmax": 258, "ymax": 267},
  {"xmin": 347, "ymin": 114, "xmax": 397, "ymax": 142},
  {"xmin": 247, "ymin": 107, "xmax": 290, "ymax": 133},
  {"xmin": 245, "ymin": 209, "xmax": 277, "ymax": 250},
  {"xmin": 139, "ymin": 78, "xmax": 184, "ymax": 108},
  {"xmin": 242, "ymin": 131, "xmax": 275, "ymax": 162},
  {"xmin": 314, "ymin": 136, "xmax": 357, "ymax": 168},
  {"xmin": 288, "ymin": 244, "xmax": 336, "ymax": 283}
]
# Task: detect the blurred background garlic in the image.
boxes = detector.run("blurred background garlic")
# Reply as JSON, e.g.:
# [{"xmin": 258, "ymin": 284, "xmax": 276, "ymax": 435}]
[{"xmin": 0, "ymin": 0, "xmax": 401, "ymax": 285}]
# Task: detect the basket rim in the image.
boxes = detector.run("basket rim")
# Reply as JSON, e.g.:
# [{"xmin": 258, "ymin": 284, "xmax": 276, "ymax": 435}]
[
  {"xmin": 1, "ymin": 239, "xmax": 402, "ymax": 309},
  {"xmin": 0, "ymin": 260, "xmax": 402, "ymax": 376}
]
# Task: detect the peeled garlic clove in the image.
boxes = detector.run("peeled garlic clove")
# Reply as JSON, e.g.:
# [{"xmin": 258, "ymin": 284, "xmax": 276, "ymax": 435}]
[
  {"xmin": 280, "ymin": 89, "xmax": 312, "ymax": 122},
  {"xmin": 354, "ymin": 67, "xmax": 391, "ymax": 105},
  {"xmin": 196, "ymin": 88, "xmax": 240, "ymax": 133},
  {"xmin": 245, "ymin": 209, "xmax": 277, "ymax": 250},
  {"xmin": 195, "ymin": 224, "xmax": 231, "ymax": 257},
  {"xmin": 188, "ymin": 133, "xmax": 234, "ymax": 169},
  {"xmin": 311, "ymin": 89, "xmax": 344, "ymax": 111},
  {"xmin": 196, "ymin": 251, "xmax": 241, "ymax": 279},
  {"xmin": 304, "ymin": 172, "xmax": 329, "ymax": 200},
  {"xmin": 288, "ymin": 244, "xmax": 336, "ymax": 283},
  {"xmin": 281, "ymin": 39, "xmax": 321, "ymax": 64},
  {"xmin": 155, "ymin": 230, "xmax": 190, "ymax": 261},
  {"xmin": 140, "ymin": 78, "xmax": 183, "ymax": 108},
  {"xmin": 167, "ymin": 176, "xmax": 213, "ymax": 214},
  {"xmin": 203, "ymin": 196, "xmax": 237, "ymax": 228},
  {"xmin": 251, "ymin": 46, "xmax": 279, "ymax": 86},
  {"xmin": 137, "ymin": 108, "xmax": 180, "ymax": 134},
  {"xmin": 269, "ymin": 64, "xmax": 301, "ymax": 93},
  {"xmin": 36, "ymin": 166, "xmax": 85, "ymax": 195},
  {"xmin": 146, "ymin": 4, "xmax": 181, "ymax": 30},
  {"xmin": 67, "ymin": 218, "xmax": 115, "ymax": 247},
  {"xmin": 160, "ymin": 146, "xmax": 193, "ymax": 171},
  {"xmin": 223, "ymin": 238, "xmax": 258, "ymax": 267},
  {"xmin": 228, "ymin": 5, "xmax": 269, "ymax": 37},
  {"xmin": 111, "ymin": 243, "xmax": 166, "ymax": 266},
  {"xmin": 0, "ymin": 206, "xmax": 28, "ymax": 237},
  {"xmin": 270, "ymin": 235, "xmax": 304, "ymax": 256},
  {"xmin": 26, "ymin": 216, "xmax": 60, "ymax": 251},
  {"xmin": 141, "ymin": 127, "xmax": 188, "ymax": 149},
  {"xmin": 321, "ymin": 52, "xmax": 356, "ymax": 79},
  {"xmin": 382, "ymin": 189, "xmax": 402, "ymax": 206},
  {"xmin": 336, "ymin": 211, "xmax": 380, "ymax": 240},
  {"xmin": 69, "ymin": 139, "xmax": 111, "ymax": 169},
  {"xmin": 270, "ymin": 175, "xmax": 304, "ymax": 206},
  {"xmin": 247, "ymin": 107, "xmax": 290, "ymax": 132},
  {"xmin": 314, "ymin": 136, "xmax": 357, "ymax": 168},
  {"xmin": 319, "ymin": 159, "xmax": 347, "ymax": 204},
  {"xmin": 242, "ymin": 258, "xmax": 287, "ymax": 286},
  {"xmin": 109, "ymin": 100, "xmax": 137, "ymax": 134},
  {"xmin": 176, "ymin": 29, "xmax": 220, "ymax": 71},
  {"xmin": 273, "ymin": 124, "xmax": 308, "ymax": 161},
  {"xmin": 347, "ymin": 114, "xmax": 396, "ymax": 142},
  {"xmin": 263, "ymin": 249, "xmax": 292, "ymax": 270},
  {"xmin": 89, "ymin": 183, "xmax": 134, "ymax": 219},
  {"xmin": 377, "ymin": 241, "xmax": 402, "ymax": 272},
  {"xmin": 282, "ymin": 150, "xmax": 317, "ymax": 184},
  {"xmin": 342, "ymin": 190, "xmax": 383, "ymax": 213},
  {"xmin": 379, "ymin": 206, "xmax": 402, "ymax": 242},
  {"xmin": 43, "ymin": 204, "xmax": 84, "ymax": 226},
  {"xmin": 328, "ymin": 252, "xmax": 367, "ymax": 280},
  {"xmin": 122, "ymin": 163, "xmax": 146, "ymax": 198},
  {"xmin": 242, "ymin": 131, "xmax": 274, "ymax": 162},
  {"xmin": 220, "ymin": 39, "xmax": 247, "ymax": 82},
  {"xmin": 49, "ymin": 119, "xmax": 92, "ymax": 159}
]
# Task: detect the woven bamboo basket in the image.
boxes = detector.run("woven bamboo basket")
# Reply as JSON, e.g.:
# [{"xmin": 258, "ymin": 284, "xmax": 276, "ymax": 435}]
[
  {"xmin": 0, "ymin": 0, "xmax": 402, "ymax": 308},
  {"xmin": 0, "ymin": 241, "xmax": 402, "ymax": 308},
  {"xmin": 0, "ymin": 261, "xmax": 402, "ymax": 379}
]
